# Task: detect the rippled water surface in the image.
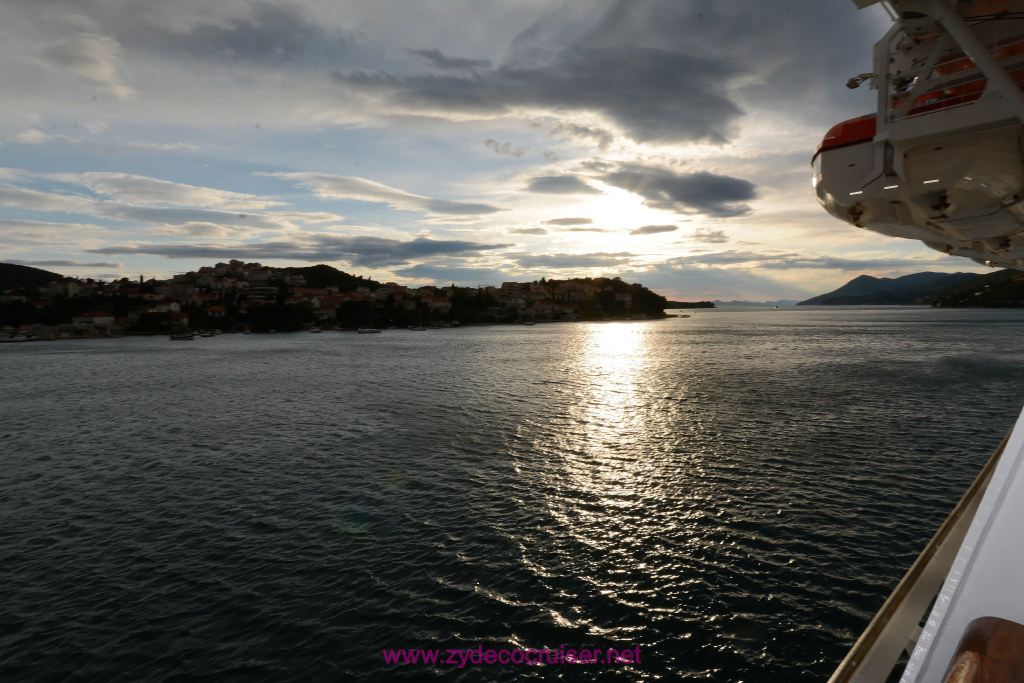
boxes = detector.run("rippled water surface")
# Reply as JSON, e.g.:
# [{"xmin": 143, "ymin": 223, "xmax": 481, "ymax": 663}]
[{"xmin": 4, "ymin": 307, "xmax": 1024, "ymax": 681}]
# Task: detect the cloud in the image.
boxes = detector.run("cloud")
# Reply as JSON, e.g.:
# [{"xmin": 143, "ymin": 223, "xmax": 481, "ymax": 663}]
[
  {"xmin": 407, "ymin": 48, "xmax": 491, "ymax": 70},
  {"xmin": 333, "ymin": 41, "xmax": 743, "ymax": 144},
  {"xmin": 0, "ymin": 174, "xmax": 307, "ymax": 239},
  {"xmin": 8, "ymin": 259, "xmax": 122, "ymax": 268},
  {"xmin": 96, "ymin": 205, "xmax": 287, "ymax": 233},
  {"xmin": 268, "ymin": 210, "xmax": 346, "ymax": 224},
  {"xmin": 81, "ymin": 121, "xmax": 109, "ymax": 135},
  {"xmin": 0, "ymin": 170, "xmax": 364, "ymax": 245},
  {"xmin": 548, "ymin": 121, "xmax": 613, "ymax": 150},
  {"xmin": 52, "ymin": 172, "xmax": 283, "ymax": 209},
  {"xmin": 392, "ymin": 264, "xmax": 511, "ymax": 284},
  {"xmin": 570, "ymin": 1, "xmax": 886, "ymax": 130},
  {"xmin": 90, "ymin": 234, "xmax": 513, "ymax": 268},
  {"xmin": 615, "ymin": 262, "xmax": 815, "ymax": 301},
  {"xmin": 0, "ymin": 185, "xmax": 97, "ymax": 214},
  {"xmin": 131, "ymin": 2, "xmax": 353, "ymax": 67},
  {"xmin": 268, "ymin": 172, "xmax": 502, "ymax": 215},
  {"xmin": 40, "ymin": 33, "xmax": 134, "ymax": 98},
  {"xmin": 566, "ymin": 227, "xmax": 611, "ymax": 232},
  {"xmin": 509, "ymin": 251, "xmax": 633, "ymax": 269},
  {"xmin": 666, "ymin": 250, "xmax": 954, "ymax": 271},
  {"xmin": 684, "ymin": 228, "xmax": 730, "ymax": 244},
  {"xmin": 630, "ymin": 224, "xmax": 677, "ymax": 235},
  {"xmin": 543, "ymin": 217, "xmax": 592, "ymax": 226},
  {"xmin": 10, "ymin": 129, "xmax": 55, "ymax": 145},
  {"xmin": 484, "ymin": 139, "xmax": 527, "ymax": 158},
  {"xmin": 510, "ymin": 227, "xmax": 548, "ymax": 235},
  {"xmin": 99, "ymin": 141, "xmax": 202, "ymax": 152},
  {"xmin": 526, "ymin": 175, "xmax": 600, "ymax": 194},
  {"xmin": 0, "ymin": 218, "xmax": 117, "ymax": 245},
  {"xmin": 601, "ymin": 165, "xmax": 756, "ymax": 217}
]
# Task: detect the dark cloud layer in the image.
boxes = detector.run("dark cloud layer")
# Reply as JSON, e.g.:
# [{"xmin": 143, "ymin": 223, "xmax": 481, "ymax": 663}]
[
  {"xmin": 527, "ymin": 175, "xmax": 600, "ymax": 195},
  {"xmin": 407, "ymin": 48, "xmax": 491, "ymax": 70},
  {"xmin": 602, "ymin": 165, "xmax": 756, "ymax": 217},
  {"xmin": 333, "ymin": 44, "xmax": 742, "ymax": 144},
  {"xmin": 131, "ymin": 3, "xmax": 352, "ymax": 66},
  {"xmin": 631, "ymin": 224, "xmax": 677, "ymax": 235},
  {"xmin": 574, "ymin": 0, "xmax": 884, "ymax": 129},
  {"xmin": 510, "ymin": 252, "xmax": 632, "ymax": 269},
  {"xmin": 548, "ymin": 121, "xmax": 614, "ymax": 149},
  {"xmin": 484, "ymin": 139, "xmax": 528, "ymax": 158},
  {"xmin": 91, "ymin": 235, "xmax": 512, "ymax": 268},
  {"xmin": 542, "ymin": 217, "xmax": 592, "ymax": 226},
  {"xmin": 684, "ymin": 228, "xmax": 730, "ymax": 244},
  {"xmin": 9, "ymin": 259, "xmax": 121, "ymax": 268},
  {"xmin": 392, "ymin": 264, "xmax": 511, "ymax": 284}
]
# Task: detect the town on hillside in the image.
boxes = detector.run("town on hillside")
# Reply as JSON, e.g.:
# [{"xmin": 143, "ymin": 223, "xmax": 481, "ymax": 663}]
[{"xmin": 0, "ymin": 260, "xmax": 670, "ymax": 339}]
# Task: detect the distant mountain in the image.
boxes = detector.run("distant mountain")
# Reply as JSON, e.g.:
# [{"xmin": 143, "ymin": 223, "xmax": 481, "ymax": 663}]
[
  {"xmin": 665, "ymin": 300, "xmax": 715, "ymax": 308},
  {"xmin": 798, "ymin": 272, "xmax": 978, "ymax": 305},
  {"xmin": 714, "ymin": 299, "xmax": 799, "ymax": 307},
  {"xmin": 0, "ymin": 263, "xmax": 65, "ymax": 290}
]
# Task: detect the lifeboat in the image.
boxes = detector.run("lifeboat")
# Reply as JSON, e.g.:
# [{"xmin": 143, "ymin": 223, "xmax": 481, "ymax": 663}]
[{"xmin": 814, "ymin": 0, "xmax": 1024, "ymax": 269}]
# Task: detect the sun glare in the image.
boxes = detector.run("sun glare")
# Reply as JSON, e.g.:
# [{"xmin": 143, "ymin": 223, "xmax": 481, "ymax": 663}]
[{"xmin": 580, "ymin": 186, "xmax": 675, "ymax": 236}]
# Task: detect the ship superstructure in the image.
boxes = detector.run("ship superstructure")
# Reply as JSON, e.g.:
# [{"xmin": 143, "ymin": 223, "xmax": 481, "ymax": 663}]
[
  {"xmin": 814, "ymin": 0, "xmax": 1024, "ymax": 269},
  {"xmin": 820, "ymin": 3, "xmax": 1024, "ymax": 682}
]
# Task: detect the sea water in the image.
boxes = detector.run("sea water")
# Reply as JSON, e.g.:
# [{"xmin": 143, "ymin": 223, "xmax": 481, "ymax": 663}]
[{"xmin": 3, "ymin": 307, "xmax": 1024, "ymax": 681}]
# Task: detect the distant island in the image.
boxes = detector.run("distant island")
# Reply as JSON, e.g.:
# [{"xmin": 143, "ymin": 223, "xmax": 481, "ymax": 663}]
[
  {"xmin": 714, "ymin": 299, "xmax": 799, "ymax": 307},
  {"xmin": 798, "ymin": 269, "xmax": 1024, "ymax": 307},
  {"xmin": 0, "ymin": 261, "xmax": 670, "ymax": 337},
  {"xmin": 665, "ymin": 300, "xmax": 715, "ymax": 309}
]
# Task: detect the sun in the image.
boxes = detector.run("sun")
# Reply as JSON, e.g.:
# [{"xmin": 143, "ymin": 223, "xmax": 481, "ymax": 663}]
[{"xmin": 562, "ymin": 185, "xmax": 682, "ymax": 251}]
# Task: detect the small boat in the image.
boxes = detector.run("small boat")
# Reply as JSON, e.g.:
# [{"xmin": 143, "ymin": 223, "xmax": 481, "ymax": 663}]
[
  {"xmin": 308, "ymin": 327, "xmax": 322, "ymax": 333},
  {"xmin": 357, "ymin": 299, "xmax": 381, "ymax": 334},
  {"xmin": 199, "ymin": 331, "xmax": 215, "ymax": 337},
  {"xmin": 408, "ymin": 326, "xmax": 426, "ymax": 331},
  {"xmin": 170, "ymin": 332, "xmax": 194, "ymax": 340}
]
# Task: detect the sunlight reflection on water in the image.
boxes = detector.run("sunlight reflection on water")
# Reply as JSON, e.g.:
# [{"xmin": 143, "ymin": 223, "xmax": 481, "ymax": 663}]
[{"xmin": 4, "ymin": 310, "xmax": 1024, "ymax": 681}]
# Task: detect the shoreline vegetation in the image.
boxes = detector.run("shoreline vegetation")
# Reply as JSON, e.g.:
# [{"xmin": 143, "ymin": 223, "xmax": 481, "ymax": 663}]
[{"xmin": 0, "ymin": 261, "xmax": 674, "ymax": 339}]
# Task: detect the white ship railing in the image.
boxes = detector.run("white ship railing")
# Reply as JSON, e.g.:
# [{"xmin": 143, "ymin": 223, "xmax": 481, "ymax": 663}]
[{"xmin": 828, "ymin": 431, "xmax": 1011, "ymax": 683}]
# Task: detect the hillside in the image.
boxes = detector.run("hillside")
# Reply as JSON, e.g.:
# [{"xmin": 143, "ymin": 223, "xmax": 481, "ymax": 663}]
[
  {"xmin": 287, "ymin": 264, "xmax": 381, "ymax": 291},
  {"xmin": 798, "ymin": 272, "xmax": 978, "ymax": 305},
  {"xmin": 0, "ymin": 263, "xmax": 65, "ymax": 290},
  {"xmin": 931, "ymin": 269, "xmax": 1024, "ymax": 307}
]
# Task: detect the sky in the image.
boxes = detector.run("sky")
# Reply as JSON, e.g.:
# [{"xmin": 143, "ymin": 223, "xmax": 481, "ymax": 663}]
[{"xmin": 0, "ymin": 0, "xmax": 994, "ymax": 301}]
